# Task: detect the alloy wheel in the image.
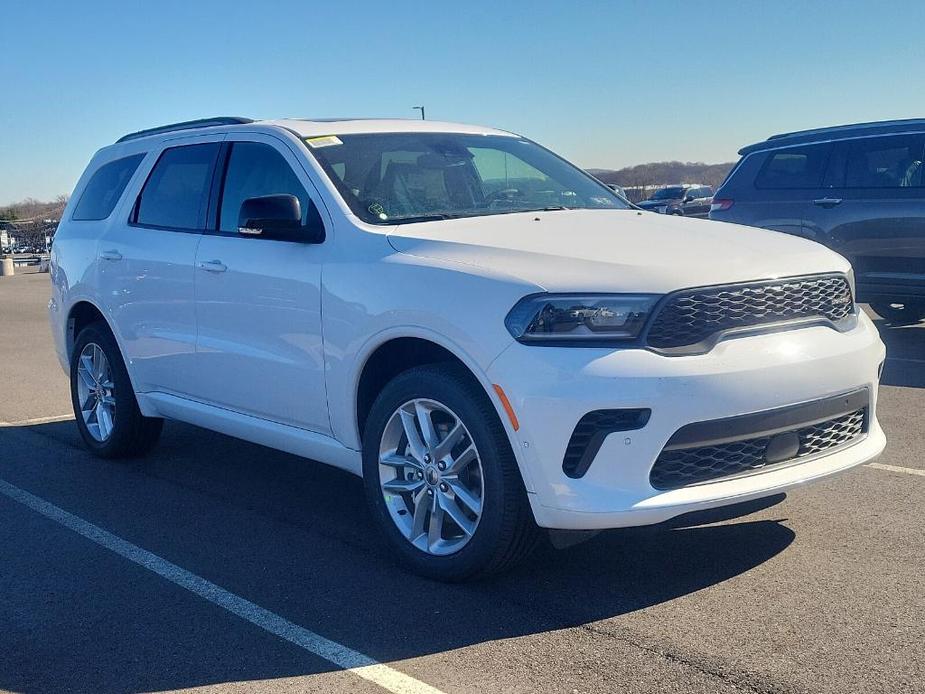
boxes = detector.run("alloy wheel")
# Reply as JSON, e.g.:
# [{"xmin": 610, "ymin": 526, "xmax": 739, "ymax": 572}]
[
  {"xmin": 378, "ymin": 398, "xmax": 484, "ymax": 555},
  {"xmin": 76, "ymin": 342, "xmax": 116, "ymax": 442}
]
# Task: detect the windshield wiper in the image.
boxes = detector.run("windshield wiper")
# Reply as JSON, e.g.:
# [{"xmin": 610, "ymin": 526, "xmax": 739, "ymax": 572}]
[{"xmin": 383, "ymin": 213, "xmax": 455, "ymax": 224}]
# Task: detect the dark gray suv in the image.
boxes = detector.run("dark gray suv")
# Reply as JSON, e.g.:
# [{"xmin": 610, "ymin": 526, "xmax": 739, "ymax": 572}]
[
  {"xmin": 711, "ymin": 119, "xmax": 925, "ymax": 324},
  {"xmin": 636, "ymin": 184, "xmax": 713, "ymax": 217}
]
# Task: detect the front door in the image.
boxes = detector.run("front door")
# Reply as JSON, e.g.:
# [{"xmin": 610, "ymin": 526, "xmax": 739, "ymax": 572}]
[{"xmin": 192, "ymin": 135, "xmax": 331, "ymax": 434}]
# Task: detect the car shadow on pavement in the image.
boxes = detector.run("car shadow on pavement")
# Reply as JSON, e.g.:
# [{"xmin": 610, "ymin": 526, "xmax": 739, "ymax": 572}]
[{"xmin": 0, "ymin": 420, "xmax": 795, "ymax": 693}]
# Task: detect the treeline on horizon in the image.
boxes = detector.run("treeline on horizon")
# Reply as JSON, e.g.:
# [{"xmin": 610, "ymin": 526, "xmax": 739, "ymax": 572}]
[
  {"xmin": 588, "ymin": 161, "xmax": 735, "ymax": 192},
  {"xmin": 0, "ymin": 196, "xmax": 68, "ymax": 223}
]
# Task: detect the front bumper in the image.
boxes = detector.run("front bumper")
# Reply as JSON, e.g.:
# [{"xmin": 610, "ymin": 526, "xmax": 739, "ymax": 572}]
[{"xmin": 487, "ymin": 313, "xmax": 886, "ymax": 530}]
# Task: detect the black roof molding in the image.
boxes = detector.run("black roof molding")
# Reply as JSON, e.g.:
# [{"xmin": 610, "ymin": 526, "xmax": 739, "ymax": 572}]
[
  {"xmin": 116, "ymin": 117, "xmax": 254, "ymax": 144},
  {"xmin": 738, "ymin": 118, "xmax": 925, "ymax": 156}
]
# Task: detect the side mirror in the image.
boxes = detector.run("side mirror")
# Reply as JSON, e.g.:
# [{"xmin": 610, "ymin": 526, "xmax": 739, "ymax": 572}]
[
  {"xmin": 683, "ymin": 194, "xmax": 694, "ymax": 203},
  {"xmin": 238, "ymin": 195, "xmax": 325, "ymax": 243}
]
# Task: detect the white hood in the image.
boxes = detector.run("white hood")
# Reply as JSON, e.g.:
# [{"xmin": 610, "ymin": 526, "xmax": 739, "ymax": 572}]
[{"xmin": 387, "ymin": 209, "xmax": 850, "ymax": 293}]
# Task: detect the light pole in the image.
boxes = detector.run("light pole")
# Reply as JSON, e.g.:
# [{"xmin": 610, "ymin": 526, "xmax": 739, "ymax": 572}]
[{"xmin": 412, "ymin": 106, "xmax": 426, "ymax": 120}]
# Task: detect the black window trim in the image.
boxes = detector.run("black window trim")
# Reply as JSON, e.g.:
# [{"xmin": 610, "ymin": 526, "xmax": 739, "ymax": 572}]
[
  {"xmin": 206, "ymin": 139, "xmax": 327, "ymax": 242},
  {"xmin": 71, "ymin": 153, "xmax": 147, "ymax": 222},
  {"xmin": 127, "ymin": 142, "xmax": 223, "ymax": 234}
]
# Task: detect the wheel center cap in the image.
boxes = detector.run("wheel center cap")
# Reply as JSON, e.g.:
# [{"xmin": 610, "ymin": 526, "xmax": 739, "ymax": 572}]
[{"xmin": 424, "ymin": 466, "xmax": 440, "ymax": 486}]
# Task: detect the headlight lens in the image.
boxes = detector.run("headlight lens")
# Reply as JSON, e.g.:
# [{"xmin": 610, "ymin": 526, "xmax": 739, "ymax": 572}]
[{"xmin": 505, "ymin": 294, "xmax": 661, "ymax": 343}]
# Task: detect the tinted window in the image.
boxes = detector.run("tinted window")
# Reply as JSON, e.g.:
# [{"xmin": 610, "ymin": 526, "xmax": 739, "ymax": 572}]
[
  {"xmin": 219, "ymin": 142, "xmax": 312, "ymax": 232},
  {"xmin": 841, "ymin": 135, "xmax": 924, "ymax": 188},
  {"xmin": 135, "ymin": 144, "xmax": 219, "ymax": 229},
  {"xmin": 72, "ymin": 154, "xmax": 145, "ymax": 221},
  {"xmin": 755, "ymin": 145, "xmax": 830, "ymax": 189},
  {"xmin": 650, "ymin": 186, "xmax": 686, "ymax": 200}
]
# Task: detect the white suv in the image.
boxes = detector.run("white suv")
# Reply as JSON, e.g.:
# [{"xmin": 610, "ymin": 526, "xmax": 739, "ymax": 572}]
[{"xmin": 50, "ymin": 117, "xmax": 886, "ymax": 580}]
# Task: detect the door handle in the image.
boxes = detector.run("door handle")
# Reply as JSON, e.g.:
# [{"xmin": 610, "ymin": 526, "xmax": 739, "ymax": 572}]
[
  {"xmin": 197, "ymin": 259, "xmax": 227, "ymax": 273},
  {"xmin": 99, "ymin": 249, "xmax": 122, "ymax": 261},
  {"xmin": 813, "ymin": 197, "xmax": 843, "ymax": 208}
]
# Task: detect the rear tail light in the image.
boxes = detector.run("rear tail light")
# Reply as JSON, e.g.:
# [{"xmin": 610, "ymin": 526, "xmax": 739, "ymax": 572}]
[{"xmin": 710, "ymin": 199, "xmax": 734, "ymax": 212}]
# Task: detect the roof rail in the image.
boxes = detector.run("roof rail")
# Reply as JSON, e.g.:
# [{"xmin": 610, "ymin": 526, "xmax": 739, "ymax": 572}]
[
  {"xmin": 767, "ymin": 118, "xmax": 925, "ymax": 141},
  {"xmin": 739, "ymin": 117, "xmax": 925, "ymax": 156},
  {"xmin": 116, "ymin": 117, "xmax": 254, "ymax": 143}
]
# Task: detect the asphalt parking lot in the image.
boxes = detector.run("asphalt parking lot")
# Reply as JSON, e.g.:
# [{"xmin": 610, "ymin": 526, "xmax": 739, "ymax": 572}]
[{"xmin": 1, "ymin": 270, "xmax": 923, "ymax": 694}]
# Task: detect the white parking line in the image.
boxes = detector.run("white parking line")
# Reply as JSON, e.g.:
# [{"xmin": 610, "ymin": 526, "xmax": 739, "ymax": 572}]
[
  {"xmin": 0, "ymin": 414, "xmax": 74, "ymax": 427},
  {"xmin": 0, "ymin": 478, "xmax": 445, "ymax": 694},
  {"xmin": 867, "ymin": 463, "xmax": 925, "ymax": 477}
]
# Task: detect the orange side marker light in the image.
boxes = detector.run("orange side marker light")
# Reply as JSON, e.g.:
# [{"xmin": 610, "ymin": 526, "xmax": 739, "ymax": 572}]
[{"xmin": 492, "ymin": 384, "xmax": 520, "ymax": 431}]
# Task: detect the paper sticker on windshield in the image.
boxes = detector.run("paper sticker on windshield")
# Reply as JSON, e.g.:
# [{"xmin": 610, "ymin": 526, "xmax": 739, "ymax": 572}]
[{"xmin": 305, "ymin": 135, "xmax": 342, "ymax": 148}]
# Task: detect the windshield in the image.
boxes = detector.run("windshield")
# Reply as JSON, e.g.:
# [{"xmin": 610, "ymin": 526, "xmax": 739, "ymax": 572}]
[
  {"xmin": 648, "ymin": 186, "xmax": 687, "ymax": 201},
  {"xmin": 304, "ymin": 132, "xmax": 630, "ymax": 224}
]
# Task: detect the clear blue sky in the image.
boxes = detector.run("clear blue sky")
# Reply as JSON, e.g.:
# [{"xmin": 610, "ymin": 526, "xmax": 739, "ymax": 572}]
[{"xmin": 2, "ymin": 0, "xmax": 924, "ymax": 205}]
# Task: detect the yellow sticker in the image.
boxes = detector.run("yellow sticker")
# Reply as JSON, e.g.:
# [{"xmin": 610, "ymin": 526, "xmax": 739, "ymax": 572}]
[{"xmin": 305, "ymin": 135, "xmax": 343, "ymax": 148}]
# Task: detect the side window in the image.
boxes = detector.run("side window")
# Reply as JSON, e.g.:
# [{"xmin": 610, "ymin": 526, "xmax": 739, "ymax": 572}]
[
  {"xmin": 843, "ymin": 135, "xmax": 924, "ymax": 188},
  {"xmin": 134, "ymin": 143, "xmax": 220, "ymax": 230},
  {"xmin": 72, "ymin": 154, "xmax": 145, "ymax": 221},
  {"xmin": 219, "ymin": 142, "xmax": 313, "ymax": 232},
  {"xmin": 755, "ymin": 145, "xmax": 830, "ymax": 189}
]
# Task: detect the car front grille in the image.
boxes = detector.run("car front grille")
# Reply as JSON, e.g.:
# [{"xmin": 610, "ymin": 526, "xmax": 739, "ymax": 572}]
[
  {"xmin": 646, "ymin": 274, "xmax": 854, "ymax": 352},
  {"xmin": 650, "ymin": 407, "xmax": 866, "ymax": 490}
]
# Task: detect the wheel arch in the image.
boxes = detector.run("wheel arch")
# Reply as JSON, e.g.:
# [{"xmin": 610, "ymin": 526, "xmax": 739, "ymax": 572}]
[
  {"xmin": 66, "ymin": 300, "xmax": 110, "ymax": 362},
  {"xmin": 351, "ymin": 331, "xmax": 533, "ymax": 492}
]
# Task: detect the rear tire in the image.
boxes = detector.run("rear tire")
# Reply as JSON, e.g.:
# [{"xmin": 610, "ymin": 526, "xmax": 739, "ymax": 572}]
[
  {"xmin": 362, "ymin": 364, "xmax": 538, "ymax": 581},
  {"xmin": 870, "ymin": 301, "xmax": 925, "ymax": 325},
  {"xmin": 70, "ymin": 322, "xmax": 163, "ymax": 459}
]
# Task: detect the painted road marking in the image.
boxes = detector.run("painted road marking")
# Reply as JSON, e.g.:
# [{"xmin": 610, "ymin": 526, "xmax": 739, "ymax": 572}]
[
  {"xmin": 867, "ymin": 462, "xmax": 925, "ymax": 477},
  {"xmin": 0, "ymin": 478, "xmax": 445, "ymax": 694},
  {"xmin": 0, "ymin": 414, "xmax": 74, "ymax": 427}
]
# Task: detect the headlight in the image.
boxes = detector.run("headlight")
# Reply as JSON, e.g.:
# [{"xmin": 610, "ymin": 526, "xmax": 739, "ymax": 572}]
[{"xmin": 505, "ymin": 294, "xmax": 661, "ymax": 344}]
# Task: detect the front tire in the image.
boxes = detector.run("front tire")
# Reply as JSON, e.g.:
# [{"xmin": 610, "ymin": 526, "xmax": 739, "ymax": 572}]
[
  {"xmin": 70, "ymin": 322, "xmax": 163, "ymax": 458},
  {"xmin": 362, "ymin": 364, "xmax": 537, "ymax": 581},
  {"xmin": 870, "ymin": 301, "xmax": 925, "ymax": 325}
]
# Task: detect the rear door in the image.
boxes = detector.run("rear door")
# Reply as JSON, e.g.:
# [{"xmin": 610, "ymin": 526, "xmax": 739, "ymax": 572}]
[
  {"xmin": 191, "ymin": 134, "xmax": 332, "ymax": 433},
  {"xmin": 730, "ymin": 144, "xmax": 831, "ymax": 237},
  {"xmin": 804, "ymin": 134, "xmax": 925, "ymax": 300},
  {"xmin": 97, "ymin": 137, "xmax": 221, "ymax": 395}
]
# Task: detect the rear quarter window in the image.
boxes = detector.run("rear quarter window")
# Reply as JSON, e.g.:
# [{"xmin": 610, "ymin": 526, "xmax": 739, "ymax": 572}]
[
  {"xmin": 72, "ymin": 154, "xmax": 145, "ymax": 221},
  {"xmin": 755, "ymin": 145, "xmax": 830, "ymax": 189}
]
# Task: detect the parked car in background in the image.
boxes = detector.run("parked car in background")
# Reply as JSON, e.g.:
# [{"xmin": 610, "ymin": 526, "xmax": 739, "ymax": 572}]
[
  {"xmin": 636, "ymin": 184, "xmax": 713, "ymax": 217},
  {"xmin": 50, "ymin": 116, "xmax": 885, "ymax": 580},
  {"xmin": 711, "ymin": 119, "xmax": 925, "ymax": 324}
]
